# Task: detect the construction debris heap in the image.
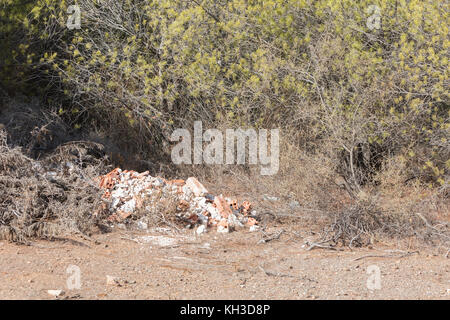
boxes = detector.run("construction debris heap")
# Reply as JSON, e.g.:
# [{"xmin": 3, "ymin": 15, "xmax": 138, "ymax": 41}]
[{"xmin": 97, "ymin": 169, "xmax": 258, "ymax": 233}]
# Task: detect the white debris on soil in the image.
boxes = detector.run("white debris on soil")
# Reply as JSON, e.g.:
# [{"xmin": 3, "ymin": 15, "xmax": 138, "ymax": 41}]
[
  {"xmin": 47, "ymin": 290, "xmax": 65, "ymax": 297},
  {"xmin": 106, "ymin": 275, "xmax": 121, "ymax": 286},
  {"xmin": 137, "ymin": 221, "xmax": 148, "ymax": 230},
  {"xmin": 96, "ymin": 168, "xmax": 258, "ymax": 232},
  {"xmin": 262, "ymin": 195, "xmax": 280, "ymax": 201},
  {"xmin": 136, "ymin": 235, "xmax": 179, "ymax": 247},
  {"xmin": 196, "ymin": 224, "xmax": 207, "ymax": 235}
]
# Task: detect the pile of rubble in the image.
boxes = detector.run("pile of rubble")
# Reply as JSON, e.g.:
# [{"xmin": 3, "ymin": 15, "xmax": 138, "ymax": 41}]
[{"xmin": 96, "ymin": 168, "xmax": 258, "ymax": 233}]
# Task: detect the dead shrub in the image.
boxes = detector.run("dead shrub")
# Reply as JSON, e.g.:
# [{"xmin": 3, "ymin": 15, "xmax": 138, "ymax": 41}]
[
  {"xmin": 133, "ymin": 190, "xmax": 183, "ymax": 231},
  {"xmin": 0, "ymin": 129, "xmax": 110, "ymax": 243}
]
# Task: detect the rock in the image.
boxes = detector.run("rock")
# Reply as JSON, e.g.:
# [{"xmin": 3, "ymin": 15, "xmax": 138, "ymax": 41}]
[
  {"xmin": 263, "ymin": 195, "xmax": 279, "ymax": 201},
  {"xmin": 120, "ymin": 198, "xmax": 136, "ymax": 213},
  {"xmin": 217, "ymin": 219, "xmax": 229, "ymax": 233},
  {"xmin": 196, "ymin": 213, "xmax": 209, "ymax": 225},
  {"xmin": 217, "ymin": 225, "xmax": 229, "ymax": 233},
  {"xmin": 201, "ymin": 242, "xmax": 211, "ymax": 249},
  {"xmin": 116, "ymin": 223, "xmax": 126, "ymax": 230},
  {"xmin": 185, "ymin": 177, "xmax": 208, "ymax": 197},
  {"xmin": 196, "ymin": 225, "xmax": 207, "ymax": 234},
  {"xmin": 206, "ymin": 204, "xmax": 220, "ymax": 220},
  {"xmin": 289, "ymin": 200, "xmax": 300, "ymax": 209},
  {"xmin": 249, "ymin": 225, "xmax": 260, "ymax": 232},
  {"xmin": 137, "ymin": 221, "xmax": 148, "ymax": 230},
  {"xmin": 228, "ymin": 213, "xmax": 244, "ymax": 229},
  {"xmin": 47, "ymin": 290, "xmax": 65, "ymax": 297},
  {"xmin": 106, "ymin": 275, "xmax": 121, "ymax": 286},
  {"xmin": 214, "ymin": 195, "xmax": 232, "ymax": 218}
]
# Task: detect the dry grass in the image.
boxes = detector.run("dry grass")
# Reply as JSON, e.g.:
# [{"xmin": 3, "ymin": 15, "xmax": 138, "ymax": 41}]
[
  {"xmin": 0, "ymin": 129, "xmax": 110, "ymax": 243},
  {"xmin": 191, "ymin": 133, "xmax": 449, "ymax": 250}
]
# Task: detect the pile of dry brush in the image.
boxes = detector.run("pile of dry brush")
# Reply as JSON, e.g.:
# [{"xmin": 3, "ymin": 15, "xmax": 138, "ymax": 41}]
[{"xmin": 0, "ymin": 129, "xmax": 109, "ymax": 243}]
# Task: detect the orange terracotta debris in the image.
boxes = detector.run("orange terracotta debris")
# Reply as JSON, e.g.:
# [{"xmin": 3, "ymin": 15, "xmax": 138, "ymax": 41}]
[
  {"xmin": 242, "ymin": 201, "xmax": 251, "ymax": 214},
  {"xmin": 169, "ymin": 179, "xmax": 185, "ymax": 186},
  {"xmin": 217, "ymin": 218, "xmax": 229, "ymax": 232},
  {"xmin": 137, "ymin": 171, "xmax": 150, "ymax": 179},
  {"xmin": 218, "ymin": 219, "xmax": 228, "ymax": 228},
  {"xmin": 188, "ymin": 213, "xmax": 199, "ymax": 223},
  {"xmin": 178, "ymin": 199, "xmax": 190, "ymax": 211},
  {"xmin": 246, "ymin": 217, "xmax": 257, "ymax": 226},
  {"xmin": 229, "ymin": 199, "xmax": 239, "ymax": 211},
  {"xmin": 99, "ymin": 167, "xmax": 121, "ymax": 189},
  {"xmin": 214, "ymin": 195, "xmax": 232, "ymax": 218},
  {"xmin": 117, "ymin": 210, "xmax": 132, "ymax": 220}
]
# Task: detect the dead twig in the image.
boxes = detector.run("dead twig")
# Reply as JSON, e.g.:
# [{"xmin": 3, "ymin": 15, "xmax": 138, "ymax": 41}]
[
  {"xmin": 258, "ymin": 266, "xmax": 296, "ymax": 278},
  {"xmin": 305, "ymin": 242, "xmax": 341, "ymax": 251},
  {"xmin": 120, "ymin": 236, "xmax": 141, "ymax": 244},
  {"xmin": 258, "ymin": 229, "xmax": 284, "ymax": 244},
  {"xmin": 354, "ymin": 250, "xmax": 418, "ymax": 261}
]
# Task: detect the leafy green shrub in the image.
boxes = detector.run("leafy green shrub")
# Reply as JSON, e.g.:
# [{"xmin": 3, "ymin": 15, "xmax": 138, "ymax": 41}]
[{"xmin": 1, "ymin": 0, "xmax": 448, "ymax": 188}]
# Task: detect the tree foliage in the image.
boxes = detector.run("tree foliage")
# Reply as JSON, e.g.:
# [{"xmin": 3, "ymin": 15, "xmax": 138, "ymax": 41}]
[{"xmin": 1, "ymin": 0, "xmax": 448, "ymax": 187}]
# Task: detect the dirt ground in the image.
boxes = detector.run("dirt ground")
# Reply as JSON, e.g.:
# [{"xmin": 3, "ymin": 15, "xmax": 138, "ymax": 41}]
[{"xmin": 0, "ymin": 225, "xmax": 448, "ymax": 300}]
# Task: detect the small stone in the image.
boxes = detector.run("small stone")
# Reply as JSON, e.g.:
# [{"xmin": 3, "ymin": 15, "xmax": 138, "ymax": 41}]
[
  {"xmin": 137, "ymin": 221, "xmax": 148, "ymax": 230},
  {"xmin": 217, "ymin": 225, "xmax": 229, "ymax": 233},
  {"xmin": 262, "ymin": 195, "xmax": 279, "ymax": 201},
  {"xmin": 106, "ymin": 275, "xmax": 121, "ymax": 286},
  {"xmin": 47, "ymin": 290, "xmax": 64, "ymax": 297},
  {"xmin": 116, "ymin": 223, "xmax": 126, "ymax": 230},
  {"xmin": 185, "ymin": 177, "xmax": 208, "ymax": 197},
  {"xmin": 196, "ymin": 225, "xmax": 207, "ymax": 234},
  {"xmin": 249, "ymin": 225, "xmax": 260, "ymax": 232},
  {"xmin": 201, "ymin": 242, "xmax": 211, "ymax": 249}
]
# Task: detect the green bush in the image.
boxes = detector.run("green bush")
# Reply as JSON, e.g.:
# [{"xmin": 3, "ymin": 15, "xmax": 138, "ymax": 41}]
[{"xmin": 1, "ymin": 0, "xmax": 448, "ymax": 187}]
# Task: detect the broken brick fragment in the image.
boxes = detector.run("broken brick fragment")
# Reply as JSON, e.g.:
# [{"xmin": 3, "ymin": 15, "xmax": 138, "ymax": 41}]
[
  {"xmin": 229, "ymin": 199, "xmax": 239, "ymax": 211},
  {"xmin": 246, "ymin": 217, "xmax": 257, "ymax": 226},
  {"xmin": 117, "ymin": 210, "xmax": 132, "ymax": 220},
  {"xmin": 177, "ymin": 199, "xmax": 190, "ymax": 211},
  {"xmin": 169, "ymin": 179, "xmax": 185, "ymax": 186},
  {"xmin": 137, "ymin": 171, "xmax": 149, "ymax": 179},
  {"xmin": 217, "ymin": 219, "xmax": 229, "ymax": 233},
  {"xmin": 214, "ymin": 195, "xmax": 232, "ymax": 218},
  {"xmin": 241, "ymin": 201, "xmax": 251, "ymax": 215}
]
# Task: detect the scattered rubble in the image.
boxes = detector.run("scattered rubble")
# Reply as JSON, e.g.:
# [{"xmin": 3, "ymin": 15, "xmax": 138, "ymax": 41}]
[{"xmin": 97, "ymin": 168, "xmax": 258, "ymax": 233}]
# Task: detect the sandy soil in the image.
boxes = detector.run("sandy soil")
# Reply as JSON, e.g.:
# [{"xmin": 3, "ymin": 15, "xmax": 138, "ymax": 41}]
[{"xmin": 0, "ymin": 226, "xmax": 448, "ymax": 300}]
